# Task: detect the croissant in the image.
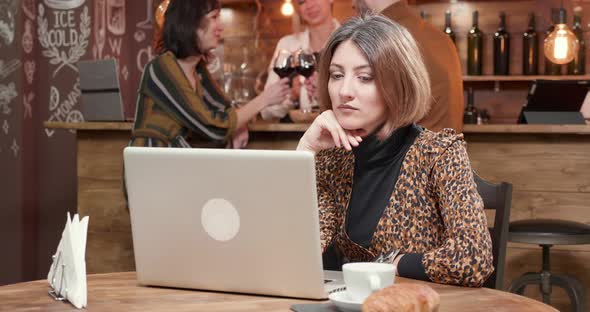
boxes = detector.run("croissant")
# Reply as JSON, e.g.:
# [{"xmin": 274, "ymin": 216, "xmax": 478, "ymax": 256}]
[{"xmin": 362, "ymin": 283, "xmax": 440, "ymax": 312}]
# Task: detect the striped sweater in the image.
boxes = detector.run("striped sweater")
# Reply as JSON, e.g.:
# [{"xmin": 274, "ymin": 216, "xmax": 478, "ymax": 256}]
[{"xmin": 130, "ymin": 51, "xmax": 237, "ymax": 147}]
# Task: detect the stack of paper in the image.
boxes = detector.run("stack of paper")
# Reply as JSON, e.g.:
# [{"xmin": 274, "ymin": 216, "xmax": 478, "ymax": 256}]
[{"xmin": 47, "ymin": 213, "xmax": 89, "ymax": 309}]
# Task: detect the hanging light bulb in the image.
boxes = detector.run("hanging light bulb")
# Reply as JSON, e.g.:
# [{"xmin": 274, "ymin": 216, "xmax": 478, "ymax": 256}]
[
  {"xmin": 281, "ymin": 0, "xmax": 294, "ymax": 17},
  {"xmin": 155, "ymin": 0, "xmax": 170, "ymax": 28},
  {"xmin": 544, "ymin": 7, "xmax": 579, "ymax": 64}
]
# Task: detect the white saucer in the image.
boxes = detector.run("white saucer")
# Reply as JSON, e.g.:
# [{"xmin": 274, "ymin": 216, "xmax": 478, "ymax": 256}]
[{"xmin": 328, "ymin": 289, "xmax": 363, "ymax": 312}]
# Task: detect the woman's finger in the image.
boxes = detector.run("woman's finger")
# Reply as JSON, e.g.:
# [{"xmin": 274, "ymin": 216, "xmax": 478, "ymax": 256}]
[
  {"xmin": 324, "ymin": 112, "xmax": 351, "ymax": 150},
  {"xmin": 347, "ymin": 133, "xmax": 360, "ymax": 147},
  {"xmin": 326, "ymin": 126, "xmax": 342, "ymax": 148}
]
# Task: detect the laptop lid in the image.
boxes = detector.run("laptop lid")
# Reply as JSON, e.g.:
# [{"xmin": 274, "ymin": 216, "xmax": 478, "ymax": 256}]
[
  {"xmin": 123, "ymin": 147, "xmax": 328, "ymax": 299},
  {"xmin": 518, "ymin": 80, "xmax": 589, "ymax": 124},
  {"xmin": 77, "ymin": 59, "xmax": 125, "ymax": 121}
]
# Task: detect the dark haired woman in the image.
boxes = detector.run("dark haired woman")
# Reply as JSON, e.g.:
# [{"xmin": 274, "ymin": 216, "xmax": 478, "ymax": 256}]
[{"xmin": 130, "ymin": 0, "xmax": 289, "ymax": 148}]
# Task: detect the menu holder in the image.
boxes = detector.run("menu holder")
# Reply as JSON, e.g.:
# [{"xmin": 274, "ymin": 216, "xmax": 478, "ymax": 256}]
[{"xmin": 47, "ymin": 213, "xmax": 89, "ymax": 309}]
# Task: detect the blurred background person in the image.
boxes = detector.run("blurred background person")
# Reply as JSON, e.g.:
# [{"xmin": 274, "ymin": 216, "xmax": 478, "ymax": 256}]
[
  {"xmin": 353, "ymin": 0, "xmax": 463, "ymax": 132},
  {"xmin": 131, "ymin": 0, "xmax": 290, "ymax": 149},
  {"xmin": 261, "ymin": 0, "xmax": 340, "ymax": 121}
]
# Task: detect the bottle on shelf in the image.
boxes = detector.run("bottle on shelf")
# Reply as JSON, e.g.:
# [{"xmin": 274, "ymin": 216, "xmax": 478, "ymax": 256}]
[
  {"xmin": 545, "ymin": 8, "xmax": 562, "ymax": 75},
  {"xmin": 568, "ymin": 7, "xmax": 585, "ymax": 75},
  {"xmin": 522, "ymin": 12, "xmax": 538, "ymax": 75},
  {"xmin": 444, "ymin": 10, "xmax": 456, "ymax": 45},
  {"xmin": 467, "ymin": 10, "xmax": 484, "ymax": 75},
  {"xmin": 493, "ymin": 11, "xmax": 510, "ymax": 75},
  {"xmin": 463, "ymin": 88, "xmax": 479, "ymax": 125}
]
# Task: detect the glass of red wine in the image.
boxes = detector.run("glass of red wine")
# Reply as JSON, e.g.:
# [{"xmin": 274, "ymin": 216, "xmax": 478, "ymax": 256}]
[
  {"xmin": 294, "ymin": 49, "xmax": 316, "ymax": 79},
  {"xmin": 294, "ymin": 49, "xmax": 317, "ymax": 113},
  {"xmin": 273, "ymin": 50, "xmax": 294, "ymax": 80}
]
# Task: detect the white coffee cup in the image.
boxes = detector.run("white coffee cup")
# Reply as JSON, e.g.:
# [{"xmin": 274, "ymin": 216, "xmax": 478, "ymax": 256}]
[{"xmin": 342, "ymin": 262, "xmax": 396, "ymax": 302}]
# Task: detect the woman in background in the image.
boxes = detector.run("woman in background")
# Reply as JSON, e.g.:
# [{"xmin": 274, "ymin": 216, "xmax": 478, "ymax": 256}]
[
  {"xmin": 297, "ymin": 14, "xmax": 493, "ymax": 287},
  {"xmin": 131, "ymin": 0, "xmax": 289, "ymax": 148},
  {"xmin": 261, "ymin": 0, "xmax": 339, "ymax": 121}
]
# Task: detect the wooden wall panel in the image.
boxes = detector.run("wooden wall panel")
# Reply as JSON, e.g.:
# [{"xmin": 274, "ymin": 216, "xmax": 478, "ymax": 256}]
[
  {"xmin": 465, "ymin": 132, "xmax": 590, "ymax": 311},
  {"xmin": 77, "ymin": 131, "xmax": 134, "ymax": 273}
]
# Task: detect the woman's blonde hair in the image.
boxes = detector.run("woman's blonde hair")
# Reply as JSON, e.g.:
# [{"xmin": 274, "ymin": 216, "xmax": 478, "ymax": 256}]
[{"xmin": 317, "ymin": 14, "xmax": 431, "ymax": 137}]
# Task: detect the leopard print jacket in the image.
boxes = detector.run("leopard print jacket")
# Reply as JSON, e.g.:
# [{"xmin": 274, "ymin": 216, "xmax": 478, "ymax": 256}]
[{"xmin": 316, "ymin": 129, "xmax": 493, "ymax": 287}]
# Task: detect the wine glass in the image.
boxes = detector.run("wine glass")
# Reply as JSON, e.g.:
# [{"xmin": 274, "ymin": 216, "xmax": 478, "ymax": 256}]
[
  {"xmin": 294, "ymin": 49, "xmax": 317, "ymax": 113},
  {"xmin": 294, "ymin": 49, "xmax": 316, "ymax": 79},
  {"xmin": 273, "ymin": 50, "xmax": 294, "ymax": 79}
]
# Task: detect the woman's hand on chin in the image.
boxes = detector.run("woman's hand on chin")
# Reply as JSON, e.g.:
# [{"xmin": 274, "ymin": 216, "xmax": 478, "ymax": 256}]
[{"xmin": 297, "ymin": 110, "xmax": 363, "ymax": 154}]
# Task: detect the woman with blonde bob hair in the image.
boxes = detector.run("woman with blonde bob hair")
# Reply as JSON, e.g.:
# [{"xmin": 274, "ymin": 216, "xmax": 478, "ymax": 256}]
[{"xmin": 298, "ymin": 14, "xmax": 493, "ymax": 287}]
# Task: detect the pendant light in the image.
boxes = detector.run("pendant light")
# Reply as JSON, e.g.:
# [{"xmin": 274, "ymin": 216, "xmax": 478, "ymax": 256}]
[
  {"xmin": 544, "ymin": 5, "xmax": 579, "ymax": 65},
  {"xmin": 281, "ymin": 0, "xmax": 294, "ymax": 17}
]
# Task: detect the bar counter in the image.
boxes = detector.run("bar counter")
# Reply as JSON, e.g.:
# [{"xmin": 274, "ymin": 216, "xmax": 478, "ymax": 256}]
[{"xmin": 44, "ymin": 121, "xmax": 590, "ymax": 308}]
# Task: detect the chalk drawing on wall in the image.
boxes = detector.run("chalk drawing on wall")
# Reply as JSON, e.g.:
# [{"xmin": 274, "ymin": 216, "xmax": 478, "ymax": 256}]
[
  {"xmin": 23, "ymin": 19, "xmax": 34, "ymax": 54},
  {"xmin": 0, "ymin": 0, "xmax": 16, "ymax": 47},
  {"xmin": 134, "ymin": 30, "xmax": 146, "ymax": 43},
  {"xmin": 2, "ymin": 119, "xmax": 8, "ymax": 134},
  {"xmin": 66, "ymin": 110, "xmax": 83, "ymax": 122},
  {"xmin": 93, "ymin": 0, "xmax": 106, "ymax": 59},
  {"xmin": 136, "ymin": 0, "xmax": 154, "ymax": 29},
  {"xmin": 137, "ymin": 45, "xmax": 155, "ymax": 72},
  {"xmin": 106, "ymin": 0, "xmax": 125, "ymax": 35},
  {"xmin": 22, "ymin": 0, "xmax": 36, "ymax": 20},
  {"xmin": 44, "ymin": 0, "xmax": 85, "ymax": 10},
  {"xmin": 10, "ymin": 137, "xmax": 18, "ymax": 158},
  {"xmin": 23, "ymin": 92, "xmax": 34, "ymax": 119},
  {"xmin": 121, "ymin": 64, "xmax": 128, "ymax": 81},
  {"xmin": 24, "ymin": 60, "xmax": 35, "ymax": 84},
  {"xmin": 45, "ymin": 82, "xmax": 83, "ymax": 138},
  {"xmin": 0, "ymin": 82, "xmax": 16, "ymax": 115},
  {"xmin": 37, "ymin": 4, "xmax": 90, "ymax": 77},
  {"xmin": 49, "ymin": 86, "xmax": 59, "ymax": 111},
  {"xmin": 108, "ymin": 37, "xmax": 121, "ymax": 55},
  {"xmin": 0, "ymin": 59, "xmax": 21, "ymax": 79}
]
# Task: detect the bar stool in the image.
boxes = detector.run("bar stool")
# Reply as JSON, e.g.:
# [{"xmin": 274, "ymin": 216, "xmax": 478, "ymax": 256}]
[{"xmin": 508, "ymin": 219, "xmax": 590, "ymax": 312}]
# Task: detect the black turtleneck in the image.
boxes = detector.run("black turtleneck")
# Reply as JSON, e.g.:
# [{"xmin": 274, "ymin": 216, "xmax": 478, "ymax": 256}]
[{"xmin": 345, "ymin": 124, "xmax": 430, "ymax": 281}]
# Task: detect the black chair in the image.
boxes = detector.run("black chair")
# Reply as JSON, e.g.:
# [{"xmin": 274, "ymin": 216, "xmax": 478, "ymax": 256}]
[
  {"xmin": 508, "ymin": 219, "xmax": 590, "ymax": 312},
  {"xmin": 473, "ymin": 173, "xmax": 513, "ymax": 290}
]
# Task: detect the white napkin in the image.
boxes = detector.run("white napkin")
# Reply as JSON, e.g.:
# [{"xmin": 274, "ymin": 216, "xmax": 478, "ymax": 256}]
[{"xmin": 47, "ymin": 213, "xmax": 89, "ymax": 309}]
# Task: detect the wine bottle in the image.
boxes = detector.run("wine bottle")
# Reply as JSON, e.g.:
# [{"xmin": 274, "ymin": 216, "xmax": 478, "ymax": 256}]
[
  {"xmin": 568, "ymin": 8, "xmax": 585, "ymax": 75},
  {"xmin": 467, "ymin": 11, "xmax": 484, "ymax": 75},
  {"xmin": 493, "ymin": 12, "xmax": 510, "ymax": 75},
  {"xmin": 463, "ymin": 88, "xmax": 478, "ymax": 125},
  {"xmin": 522, "ymin": 13, "xmax": 538, "ymax": 75},
  {"xmin": 545, "ymin": 8, "xmax": 562, "ymax": 75},
  {"xmin": 444, "ymin": 10, "xmax": 456, "ymax": 45}
]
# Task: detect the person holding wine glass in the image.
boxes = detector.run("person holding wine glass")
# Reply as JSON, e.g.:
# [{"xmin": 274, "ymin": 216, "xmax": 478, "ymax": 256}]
[
  {"xmin": 130, "ymin": 0, "xmax": 290, "ymax": 150},
  {"xmin": 297, "ymin": 14, "xmax": 493, "ymax": 287},
  {"xmin": 261, "ymin": 0, "xmax": 339, "ymax": 121}
]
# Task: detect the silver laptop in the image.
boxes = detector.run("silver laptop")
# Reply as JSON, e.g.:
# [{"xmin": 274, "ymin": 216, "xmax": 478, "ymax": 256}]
[
  {"xmin": 123, "ymin": 147, "xmax": 343, "ymax": 299},
  {"xmin": 77, "ymin": 59, "xmax": 125, "ymax": 121}
]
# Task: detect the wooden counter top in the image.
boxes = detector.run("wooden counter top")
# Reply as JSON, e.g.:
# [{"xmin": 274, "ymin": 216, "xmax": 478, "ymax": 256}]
[{"xmin": 44, "ymin": 121, "xmax": 590, "ymax": 135}]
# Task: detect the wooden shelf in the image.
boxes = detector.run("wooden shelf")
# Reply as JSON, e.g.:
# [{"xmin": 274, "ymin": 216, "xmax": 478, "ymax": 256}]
[{"xmin": 462, "ymin": 75, "xmax": 590, "ymax": 82}]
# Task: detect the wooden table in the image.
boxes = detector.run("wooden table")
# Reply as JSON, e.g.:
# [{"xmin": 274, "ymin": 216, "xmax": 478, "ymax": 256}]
[{"xmin": 0, "ymin": 272, "xmax": 556, "ymax": 311}]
